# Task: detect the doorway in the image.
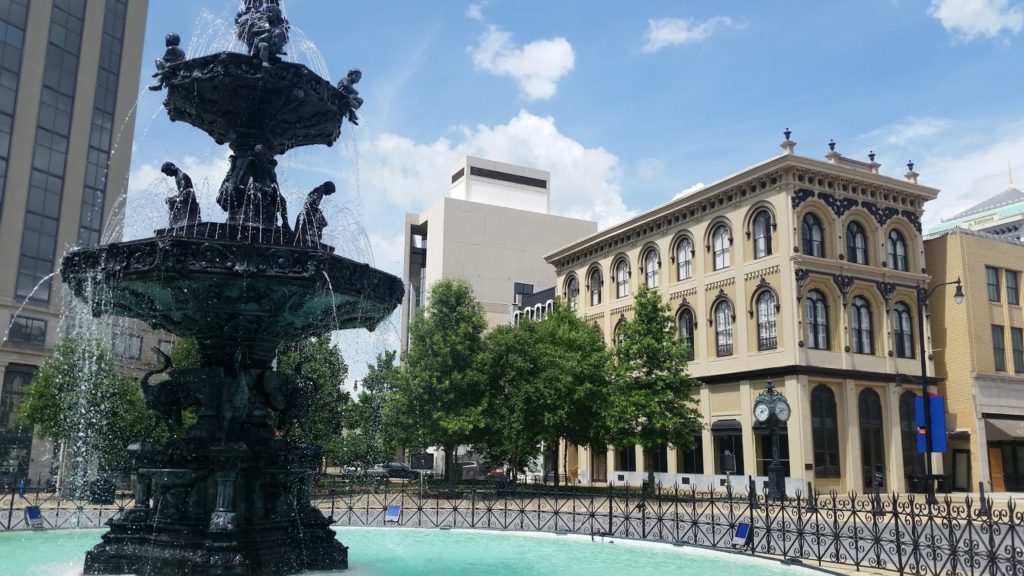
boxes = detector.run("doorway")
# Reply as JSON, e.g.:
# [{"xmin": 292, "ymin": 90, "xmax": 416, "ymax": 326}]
[{"xmin": 859, "ymin": 389, "xmax": 886, "ymax": 490}]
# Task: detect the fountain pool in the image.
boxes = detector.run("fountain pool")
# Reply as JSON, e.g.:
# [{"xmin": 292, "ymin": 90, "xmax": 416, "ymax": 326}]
[{"xmin": 0, "ymin": 527, "xmax": 824, "ymax": 576}]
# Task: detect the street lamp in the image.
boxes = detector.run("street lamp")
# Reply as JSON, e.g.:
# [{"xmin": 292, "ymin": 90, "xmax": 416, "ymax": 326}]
[
  {"xmin": 753, "ymin": 377, "xmax": 791, "ymax": 501},
  {"xmin": 916, "ymin": 277, "xmax": 964, "ymax": 505}
]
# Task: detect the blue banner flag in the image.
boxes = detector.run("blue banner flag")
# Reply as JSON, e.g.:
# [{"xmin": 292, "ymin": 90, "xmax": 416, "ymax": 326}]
[{"xmin": 916, "ymin": 395, "xmax": 947, "ymax": 453}]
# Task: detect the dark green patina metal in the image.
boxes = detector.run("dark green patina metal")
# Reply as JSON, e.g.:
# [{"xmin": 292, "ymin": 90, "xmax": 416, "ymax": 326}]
[{"xmin": 60, "ymin": 2, "xmax": 396, "ymax": 573}]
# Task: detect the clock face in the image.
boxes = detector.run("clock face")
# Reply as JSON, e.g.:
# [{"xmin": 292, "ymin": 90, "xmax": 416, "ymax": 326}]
[
  {"xmin": 754, "ymin": 402, "xmax": 771, "ymax": 422},
  {"xmin": 775, "ymin": 400, "xmax": 792, "ymax": 422}
]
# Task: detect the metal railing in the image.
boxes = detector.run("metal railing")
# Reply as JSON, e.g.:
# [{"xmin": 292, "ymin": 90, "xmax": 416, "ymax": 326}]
[{"xmin": 3, "ymin": 478, "xmax": 1023, "ymax": 575}]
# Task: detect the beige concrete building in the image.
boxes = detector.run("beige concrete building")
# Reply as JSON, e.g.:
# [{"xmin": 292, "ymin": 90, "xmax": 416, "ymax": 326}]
[
  {"xmin": 0, "ymin": 0, "xmax": 151, "ymax": 485},
  {"xmin": 925, "ymin": 229, "xmax": 1024, "ymax": 492},
  {"xmin": 546, "ymin": 135, "xmax": 940, "ymax": 494},
  {"xmin": 400, "ymin": 156, "xmax": 598, "ymax": 350}
]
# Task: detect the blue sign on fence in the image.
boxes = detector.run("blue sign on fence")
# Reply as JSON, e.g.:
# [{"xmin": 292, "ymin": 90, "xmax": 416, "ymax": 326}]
[
  {"xmin": 24, "ymin": 506, "xmax": 44, "ymax": 530},
  {"xmin": 732, "ymin": 522, "xmax": 751, "ymax": 547},
  {"xmin": 916, "ymin": 395, "xmax": 947, "ymax": 453},
  {"xmin": 385, "ymin": 504, "xmax": 401, "ymax": 523}
]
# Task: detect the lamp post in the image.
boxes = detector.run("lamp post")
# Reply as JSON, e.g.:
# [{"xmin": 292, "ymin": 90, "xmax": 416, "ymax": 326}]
[
  {"xmin": 753, "ymin": 378, "xmax": 791, "ymax": 501},
  {"xmin": 916, "ymin": 278, "xmax": 964, "ymax": 505}
]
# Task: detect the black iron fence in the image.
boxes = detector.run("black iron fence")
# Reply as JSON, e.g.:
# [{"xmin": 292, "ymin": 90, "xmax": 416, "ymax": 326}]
[{"xmin": 3, "ymin": 479, "xmax": 1023, "ymax": 575}]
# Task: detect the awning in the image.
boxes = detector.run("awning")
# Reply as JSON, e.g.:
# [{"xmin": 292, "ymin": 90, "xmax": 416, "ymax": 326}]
[
  {"xmin": 985, "ymin": 418, "xmax": 1024, "ymax": 442},
  {"xmin": 711, "ymin": 419, "xmax": 742, "ymax": 437}
]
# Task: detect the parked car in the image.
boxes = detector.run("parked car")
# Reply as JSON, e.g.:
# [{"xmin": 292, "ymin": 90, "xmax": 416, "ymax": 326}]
[{"xmin": 367, "ymin": 462, "xmax": 419, "ymax": 480}]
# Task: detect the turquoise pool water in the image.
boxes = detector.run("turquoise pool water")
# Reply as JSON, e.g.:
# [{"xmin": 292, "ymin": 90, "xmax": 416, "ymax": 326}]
[{"xmin": 0, "ymin": 527, "xmax": 819, "ymax": 575}]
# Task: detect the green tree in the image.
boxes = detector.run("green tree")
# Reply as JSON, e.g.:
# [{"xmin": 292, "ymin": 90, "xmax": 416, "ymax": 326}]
[
  {"xmin": 277, "ymin": 334, "xmax": 351, "ymax": 469},
  {"xmin": 476, "ymin": 300, "xmax": 610, "ymax": 485},
  {"xmin": 18, "ymin": 336, "xmax": 152, "ymax": 488},
  {"xmin": 341, "ymin": 351, "xmax": 399, "ymax": 467},
  {"xmin": 533, "ymin": 300, "xmax": 611, "ymax": 485},
  {"xmin": 477, "ymin": 322, "xmax": 545, "ymax": 480},
  {"xmin": 605, "ymin": 286, "xmax": 703, "ymax": 493},
  {"xmin": 392, "ymin": 278, "xmax": 487, "ymax": 490}
]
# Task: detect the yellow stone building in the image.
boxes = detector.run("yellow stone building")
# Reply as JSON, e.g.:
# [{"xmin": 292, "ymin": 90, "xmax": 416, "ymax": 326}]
[
  {"xmin": 545, "ymin": 135, "xmax": 941, "ymax": 494},
  {"xmin": 925, "ymin": 229, "xmax": 1024, "ymax": 492}
]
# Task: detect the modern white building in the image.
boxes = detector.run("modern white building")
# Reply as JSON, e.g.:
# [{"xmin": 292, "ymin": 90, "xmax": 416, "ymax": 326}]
[{"xmin": 399, "ymin": 156, "xmax": 598, "ymax": 351}]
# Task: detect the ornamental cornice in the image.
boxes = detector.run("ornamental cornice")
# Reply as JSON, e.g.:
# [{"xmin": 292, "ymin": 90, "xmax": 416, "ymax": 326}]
[
  {"xmin": 669, "ymin": 287, "xmax": 699, "ymax": 301},
  {"xmin": 547, "ymin": 154, "xmax": 937, "ymax": 273},
  {"xmin": 745, "ymin": 265, "xmax": 780, "ymax": 281},
  {"xmin": 706, "ymin": 278, "xmax": 736, "ymax": 292}
]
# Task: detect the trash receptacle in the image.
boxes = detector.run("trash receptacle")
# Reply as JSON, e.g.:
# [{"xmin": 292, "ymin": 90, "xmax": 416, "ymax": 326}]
[{"xmin": 935, "ymin": 475, "xmax": 952, "ymax": 494}]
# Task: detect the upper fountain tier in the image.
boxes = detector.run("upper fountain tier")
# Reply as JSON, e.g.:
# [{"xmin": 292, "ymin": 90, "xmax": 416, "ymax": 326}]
[{"xmin": 159, "ymin": 0, "xmax": 357, "ymax": 155}]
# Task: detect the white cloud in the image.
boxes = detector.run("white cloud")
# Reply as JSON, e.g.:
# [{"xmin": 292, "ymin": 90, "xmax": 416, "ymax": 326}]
[
  {"xmin": 642, "ymin": 16, "xmax": 739, "ymax": 53},
  {"xmin": 928, "ymin": 0, "xmax": 1024, "ymax": 40},
  {"xmin": 469, "ymin": 25, "xmax": 575, "ymax": 100},
  {"xmin": 862, "ymin": 116, "xmax": 953, "ymax": 147},
  {"xmin": 674, "ymin": 182, "xmax": 706, "ymax": 199},
  {"xmin": 466, "ymin": 3, "xmax": 484, "ymax": 21},
  {"xmin": 352, "ymin": 110, "xmax": 633, "ymax": 229}
]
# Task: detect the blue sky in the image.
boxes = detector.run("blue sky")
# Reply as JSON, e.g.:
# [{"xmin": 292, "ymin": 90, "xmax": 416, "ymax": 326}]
[{"xmin": 126, "ymin": 0, "xmax": 1024, "ymax": 383}]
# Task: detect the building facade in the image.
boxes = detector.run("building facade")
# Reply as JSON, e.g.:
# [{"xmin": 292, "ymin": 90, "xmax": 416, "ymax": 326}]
[
  {"xmin": 928, "ymin": 186, "xmax": 1024, "ymax": 242},
  {"xmin": 400, "ymin": 156, "xmax": 598, "ymax": 350},
  {"xmin": 546, "ymin": 136, "xmax": 940, "ymax": 494},
  {"xmin": 924, "ymin": 229, "xmax": 1024, "ymax": 492},
  {"xmin": 0, "ymin": 0, "xmax": 149, "ymax": 485}
]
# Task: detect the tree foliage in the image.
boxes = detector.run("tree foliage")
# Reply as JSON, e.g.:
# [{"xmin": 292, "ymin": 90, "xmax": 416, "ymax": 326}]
[
  {"xmin": 477, "ymin": 300, "xmax": 611, "ymax": 484},
  {"xmin": 392, "ymin": 279, "xmax": 487, "ymax": 489},
  {"xmin": 277, "ymin": 334, "xmax": 351, "ymax": 466},
  {"xmin": 605, "ymin": 286, "xmax": 703, "ymax": 490},
  {"xmin": 17, "ymin": 336, "xmax": 151, "ymax": 477},
  {"xmin": 340, "ymin": 350, "xmax": 400, "ymax": 467}
]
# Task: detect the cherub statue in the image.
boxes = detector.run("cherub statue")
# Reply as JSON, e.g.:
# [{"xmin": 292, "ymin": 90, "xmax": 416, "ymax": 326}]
[
  {"xmin": 294, "ymin": 181, "xmax": 336, "ymax": 243},
  {"xmin": 337, "ymin": 69, "xmax": 363, "ymax": 125},
  {"xmin": 162, "ymin": 161, "xmax": 201, "ymax": 227},
  {"xmin": 148, "ymin": 33, "xmax": 185, "ymax": 91},
  {"xmin": 251, "ymin": 6, "xmax": 288, "ymax": 68}
]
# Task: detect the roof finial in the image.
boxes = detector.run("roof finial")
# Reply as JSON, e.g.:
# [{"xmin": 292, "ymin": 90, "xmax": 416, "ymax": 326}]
[
  {"xmin": 780, "ymin": 128, "xmax": 796, "ymax": 155},
  {"xmin": 868, "ymin": 150, "xmax": 876, "ymax": 163},
  {"xmin": 905, "ymin": 160, "xmax": 919, "ymax": 184},
  {"xmin": 828, "ymin": 139, "xmax": 836, "ymax": 152}
]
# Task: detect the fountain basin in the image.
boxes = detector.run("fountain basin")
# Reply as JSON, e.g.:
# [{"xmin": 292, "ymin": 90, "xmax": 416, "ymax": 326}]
[
  {"xmin": 60, "ymin": 236, "xmax": 404, "ymax": 363},
  {"xmin": 162, "ymin": 52, "xmax": 346, "ymax": 153}
]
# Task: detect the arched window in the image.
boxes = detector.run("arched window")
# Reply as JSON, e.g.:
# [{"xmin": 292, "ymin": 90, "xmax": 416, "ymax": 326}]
[
  {"xmin": 676, "ymin": 237, "xmax": 693, "ymax": 280},
  {"xmin": 899, "ymin": 391, "xmax": 925, "ymax": 486},
  {"xmin": 805, "ymin": 290, "xmax": 830, "ymax": 350},
  {"xmin": 802, "ymin": 213, "xmax": 825, "ymax": 257},
  {"xmin": 712, "ymin": 225, "xmax": 731, "ymax": 270},
  {"xmin": 643, "ymin": 248, "xmax": 660, "ymax": 288},
  {"xmin": 888, "ymin": 229, "xmax": 908, "ymax": 272},
  {"xmin": 756, "ymin": 291, "xmax": 778, "ymax": 351},
  {"xmin": 615, "ymin": 260, "xmax": 630, "ymax": 298},
  {"xmin": 566, "ymin": 276, "xmax": 579, "ymax": 311},
  {"xmin": 715, "ymin": 300, "xmax": 734, "ymax": 357},
  {"xmin": 753, "ymin": 210, "xmax": 773, "ymax": 259},
  {"xmin": 589, "ymin": 269, "xmax": 602, "ymax": 306},
  {"xmin": 850, "ymin": 296, "xmax": 873, "ymax": 354},
  {"xmin": 892, "ymin": 302, "xmax": 914, "ymax": 358},
  {"xmin": 811, "ymin": 385, "xmax": 840, "ymax": 478},
  {"xmin": 859, "ymin": 388, "xmax": 886, "ymax": 489},
  {"xmin": 678, "ymin": 308, "xmax": 695, "ymax": 361},
  {"xmin": 614, "ymin": 321, "xmax": 626, "ymax": 346},
  {"xmin": 847, "ymin": 221, "xmax": 868, "ymax": 265}
]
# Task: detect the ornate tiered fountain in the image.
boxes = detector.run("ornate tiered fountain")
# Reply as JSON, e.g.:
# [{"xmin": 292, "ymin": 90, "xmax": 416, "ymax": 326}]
[{"xmin": 59, "ymin": 2, "xmax": 402, "ymax": 574}]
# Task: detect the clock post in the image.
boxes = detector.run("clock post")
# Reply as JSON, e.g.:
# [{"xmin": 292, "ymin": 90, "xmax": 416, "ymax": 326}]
[{"xmin": 753, "ymin": 377, "xmax": 790, "ymax": 501}]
